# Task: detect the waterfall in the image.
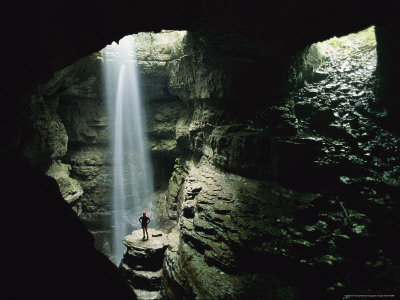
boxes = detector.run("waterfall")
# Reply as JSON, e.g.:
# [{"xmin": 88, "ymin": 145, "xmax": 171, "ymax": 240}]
[{"xmin": 104, "ymin": 36, "xmax": 156, "ymax": 264}]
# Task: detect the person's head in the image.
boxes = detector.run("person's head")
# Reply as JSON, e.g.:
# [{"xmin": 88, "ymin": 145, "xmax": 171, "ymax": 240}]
[{"xmin": 143, "ymin": 211, "xmax": 146, "ymax": 215}]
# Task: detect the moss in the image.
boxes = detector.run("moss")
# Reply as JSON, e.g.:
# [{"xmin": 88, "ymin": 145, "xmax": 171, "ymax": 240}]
[
  {"xmin": 168, "ymin": 180, "xmax": 180, "ymax": 197},
  {"xmin": 148, "ymin": 123, "xmax": 176, "ymax": 137},
  {"xmin": 150, "ymin": 139, "xmax": 177, "ymax": 152},
  {"xmin": 316, "ymin": 25, "xmax": 376, "ymax": 58},
  {"xmin": 169, "ymin": 158, "xmax": 181, "ymax": 181},
  {"xmin": 58, "ymin": 161, "xmax": 71, "ymax": 172},
  {"xmin": 164, "ymin": 139, "xmax": 177, "ymax": 150}
]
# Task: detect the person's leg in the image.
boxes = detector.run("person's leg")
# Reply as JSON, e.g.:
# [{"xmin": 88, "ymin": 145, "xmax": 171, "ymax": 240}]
[
  {"xmin": 142, "ymin": 227, "xmax": 145, "ymax": 239},
  {"xmin": 145, "ymin": 227, "xmax": 149, "ymax": 239}
]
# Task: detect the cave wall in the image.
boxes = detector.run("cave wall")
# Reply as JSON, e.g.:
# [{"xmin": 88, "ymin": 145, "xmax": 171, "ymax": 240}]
[
  {"xmin": 158, "ymin": 28, "xmax": 400, "ymax": 299},
  {"xmin": 375, "ymin": 24, "xmax": 400, "ymax": 133}
]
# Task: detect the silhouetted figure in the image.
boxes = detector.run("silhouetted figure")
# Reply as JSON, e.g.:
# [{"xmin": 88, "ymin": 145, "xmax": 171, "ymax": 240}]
[{"xmin": 139, "ymin": 211, "xmax": 150, "ymax": 240}]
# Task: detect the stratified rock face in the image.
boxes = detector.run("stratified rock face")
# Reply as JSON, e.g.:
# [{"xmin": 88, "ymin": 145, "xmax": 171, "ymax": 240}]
[
  {"xmin": 159, "ymin": 28, "xmax": 400, "ymax": 299},
  {"xmin": 162, "ymin": 161, "xmax": 323, "ymax": 299}
]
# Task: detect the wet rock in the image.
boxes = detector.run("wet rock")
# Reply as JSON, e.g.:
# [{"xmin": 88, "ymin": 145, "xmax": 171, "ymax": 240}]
[
  {"xmin": 304, "ymin": 87, "xmax": 319, "ymax": 96},
  {"xmin": 310, "ymin": 70, "xmax": 329, "ymax": 82},
  {"xmin": 210, "ymin": 128, "xmax": 274, "ymax": 179},
  {"xmin": 120, "ymin": 265, "xmax": 163, "ymax": 291},
  {"xmin": 45, "ymin": 160, "xmax": 83, "ymax": 205},
  {"xmin": 182, "ymin": 200, "xmax": 196, "ymax": 218},
  {"xmin": 310, "ymin": 108, "xmax": 335, "ymax": 130},
  {"xmin": 168, "ymin": 211, "xmax": 178, "ymax": 220},
  {"xmin": 133, "ymin": 289, "xmax": 160, "ymax": 300},
  {"xmin": 295, "ymin": 101, "xmax": 317, "ymax": 119},
  {"xmin": 354, "ymin": 101, "xmax": 366, "ymax": 114},
  {"xmin": 213, "ymin": 201, "xmax": 231, "ymax": 215},
  {"xmin": 324, "ymin": 82, "xmax": 340, "ymax": 91},
  {"xmin": 162, "ymin": 242, "xmax": 243, "ymax": 300}
]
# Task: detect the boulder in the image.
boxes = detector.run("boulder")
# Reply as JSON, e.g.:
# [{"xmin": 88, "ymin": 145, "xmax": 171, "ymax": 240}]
[
  {"xmin": 310, "ymin": 107, "xmax": 335, "ymax": 129},
  {"xmin": 45, "ymin": 160, "xmax": 83, "ymax": 205},
  {"xmin": 294, "ymin": 101, "xmax": 317, "ymax": 119}
]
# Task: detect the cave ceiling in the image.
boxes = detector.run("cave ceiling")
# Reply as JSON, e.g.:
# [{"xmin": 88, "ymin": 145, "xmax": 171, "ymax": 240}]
[{"xmin": 4, "ymin": 0, "xmax": 397, "ymax": 95}]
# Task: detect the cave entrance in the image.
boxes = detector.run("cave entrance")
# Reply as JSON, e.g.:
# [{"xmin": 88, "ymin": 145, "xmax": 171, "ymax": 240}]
[
  {"xmin": 290, "ymin": 26, "xmax": 380, "ymax": 137},
  {"xmin": 288, "ymin": 25, "xmax": 399, "ymax": 190}
]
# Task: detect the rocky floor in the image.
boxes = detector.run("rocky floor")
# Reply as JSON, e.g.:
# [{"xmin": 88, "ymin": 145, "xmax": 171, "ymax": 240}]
[
  {"xmin": 290, "ymin": 28, "xmax": 400, "ymax": 185},
  {"xmin": 284, "ymin": 28, "xmax": 400, "ymax": 296}
]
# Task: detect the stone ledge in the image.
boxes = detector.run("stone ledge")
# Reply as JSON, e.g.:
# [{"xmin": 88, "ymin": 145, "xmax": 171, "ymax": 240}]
[
  {"xmin": 122, "ymin": 228, "xmax": 169, "ymax": 254},
  {"xmin": 133, "ymin": 288, "xmax": 160, "ymax": 300}
]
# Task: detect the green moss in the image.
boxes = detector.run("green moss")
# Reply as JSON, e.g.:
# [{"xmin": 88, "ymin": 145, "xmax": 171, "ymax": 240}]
[
  {"xmin": 148, "ymin": 123, "xmax": 176, "ymax": 139},
  {"xmin": 56, "ymin": 161, "xmax": 68, "ymax": 171},
  {"xmin": 151, "ymin": 123, "xmax": 176, "ymax": 132},
  {"xmin": 164, "ymin": 139, "xmax": 177, "ymax": 150},
  {"xmin": 169, "ymin": 157, "xmax": 182, "ymax": 184},
  {"xmin": 316, "ymin": 25, "xmax": 376, "ymax": 58},
  {"xmin": 150, "ymin": 139, "xmax": 177, "ymax": 152},
  {"xmin": 68, "ymin": 176, "xmax": 78, "ymax": 184},
  {"xmin": 53, "ymin": 161, "xmax": 80, "ymax": 185}
]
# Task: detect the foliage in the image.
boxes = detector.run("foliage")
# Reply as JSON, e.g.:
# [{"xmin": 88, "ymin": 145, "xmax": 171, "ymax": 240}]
[
  {"xmin": 169, "ymin": 157, "xmax": 182, "ymax": 184},
  {"xmin": 316, "ymin": 25, "xmax": 376, "ymax": 58}
]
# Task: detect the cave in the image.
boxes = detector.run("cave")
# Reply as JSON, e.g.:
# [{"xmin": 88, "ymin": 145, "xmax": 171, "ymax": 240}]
[{"xmin": 2, "ymin": 2, "xmax": 400, "ymax": 300}]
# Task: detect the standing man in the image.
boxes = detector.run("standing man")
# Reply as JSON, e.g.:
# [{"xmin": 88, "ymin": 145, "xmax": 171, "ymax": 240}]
[{"xmin": 139, "ymin": 211, "xmax": 151, "ymax": 240}]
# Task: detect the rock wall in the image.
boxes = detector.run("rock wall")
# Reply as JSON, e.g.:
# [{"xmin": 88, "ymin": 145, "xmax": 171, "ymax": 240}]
[
  {"xmin": 162, "ymin": 161, "xmax": 323, "ymax": 299},
  {"xmin": 158, "ymin": 28, "xmax": 400, "ymax": 299}
]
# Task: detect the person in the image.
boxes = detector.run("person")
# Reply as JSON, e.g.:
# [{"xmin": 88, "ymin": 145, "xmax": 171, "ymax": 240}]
[{"xmin": 139, "ymin": 211, "xmax": 151, "ymax": 240}]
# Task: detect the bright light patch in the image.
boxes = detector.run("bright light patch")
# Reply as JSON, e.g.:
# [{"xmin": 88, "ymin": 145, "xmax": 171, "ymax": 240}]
[{"xmin": 315, "ymin": 26, "xmax": 376, "ymax": 60}]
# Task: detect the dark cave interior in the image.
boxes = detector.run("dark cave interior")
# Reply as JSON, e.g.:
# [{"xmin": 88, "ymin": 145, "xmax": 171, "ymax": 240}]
[{"xmin": 1, "ymin": 1, "xmax": 400, "ymax": 299}]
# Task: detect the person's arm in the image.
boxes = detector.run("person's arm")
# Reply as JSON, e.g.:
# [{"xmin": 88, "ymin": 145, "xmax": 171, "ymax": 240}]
[{"xmin": 147, "ymin": 217, "xmax": 151, "ymax": 225}]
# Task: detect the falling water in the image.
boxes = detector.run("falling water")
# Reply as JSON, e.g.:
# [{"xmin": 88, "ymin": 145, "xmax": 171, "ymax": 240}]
[{"xmin": 104, "ymin": 36, "xmax": 156, "ymax": 264}]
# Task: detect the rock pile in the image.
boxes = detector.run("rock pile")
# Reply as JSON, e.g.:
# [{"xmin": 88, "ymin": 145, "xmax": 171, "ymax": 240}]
[{"xmin": 119, "ymin": 228, "xmax": 169, "ymax": 300}]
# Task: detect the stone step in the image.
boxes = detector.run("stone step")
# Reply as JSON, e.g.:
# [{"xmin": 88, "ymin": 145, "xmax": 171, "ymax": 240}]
[
  {"xmin": 133, "ymin": 288, "xmax": 160, "ymax": 300},
  {"xmin": 130, "ymin": 269, "xmax": 163, "ymax": 291}
]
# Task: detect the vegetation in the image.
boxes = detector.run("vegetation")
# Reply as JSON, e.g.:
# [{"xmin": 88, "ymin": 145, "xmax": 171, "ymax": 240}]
[
  {"xmin": 169, "ymin": 157, "xmax": 182, "ymax": 184},
  {"xmin": 316, "ymin": 25, "xmax": 376, "ymax": 58}
]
